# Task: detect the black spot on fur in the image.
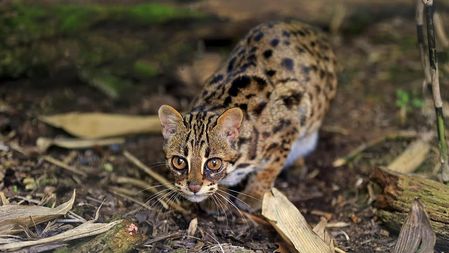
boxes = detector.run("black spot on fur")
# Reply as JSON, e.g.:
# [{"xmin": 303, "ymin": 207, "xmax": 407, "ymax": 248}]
[
  {"xmin": 283, "ymin": 40, "xmax": 291, "ymax": 46},
  {"xmin": 273, "ymin": 119, "xmax": 292, "ymax": 132},
  {"xmin": 263, "ymin": 49, "xmax": 273, "ymax": 59},
  {"xmin": 281, "ymin": 58, "xmax": 294, "ymax": 71},
  {"xmin": 297, "ymin": 46, "xmax": 305, "ymax": 53},
  {"xmin": 209, "ymin": 74, "xmax": 223, "ymax": 84},
  {"xmin": 253, "ymin": 102, "xmax": 267, "ymax": 116},
  {"xmin": 254, "ymin": 32, "xmax": 264, "ymax": 41},
  {"xmin": 229, "ymin": 76, "xmax": 251, "ymax": 96},
  {"xmin": 262, "ymin": 132, "xmax": 270, "ymax": 138},
  {"xmin": 205, "ymin": 147, "xmax": 210, "ymax": 158},
  {"xmin": 247, "ymin": 54, "xmax": 257, "ymax": 63},
  {"xmin": 281, "ymin": 93, "xmax": 303, "ymax": 109},
  {"xmin": 236, "ymin": 163, "xmax": 251, "ymax": 169},
  {"xmin": 227, "ymin": 57, "xmax": 236, "ymax": 72},
  {"xmin": 282, "ymin": 31, "xmax": 291, "ymax": 37},
  {"xmin": 301, "ymin": 65, "xmax": 312, "ymax": 75},
  {"xmin": 253, "ymin": 76, "xmax": 267, "ymax": 89},
  {"xmin": 266, "ymin": 143, "xmax": 279, "ymax": 152},
  {"xmin": 319, "ymin": 69, "xmax": 326, "ymax": 79},
  {"xmin": 224, "ymin": 96, "xmax": 232, "ymax": 106},
  {"xmin": 183, "ymin": 146, "xmax": 189, "ymax": 157},
  {"xmin": 238, "ymin": 137, "xmax": 249, "ymax": 145},
  {"xmin": 265, "ymin": 69, "xmax": 276, "ymax": 77},
  {"xmin": 250, "ymin": 47, "xmax": 257, "ymax": 53},
  {"xmin": 270, "ymin": 38, "xmax": 279, "ymax": 47},
  {"xmin": 238, "ymin": 104, "xmax": 248, "ymax": 111},
  {"xmin": 239, "ymin": 63, "xmax": 250, "ymax": 73}
]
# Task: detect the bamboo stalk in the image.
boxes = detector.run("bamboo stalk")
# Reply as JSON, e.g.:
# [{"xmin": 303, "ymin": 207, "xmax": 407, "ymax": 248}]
[{"xmin": 417, "ymin": 0, "xmax": 449, "ymax": 182}]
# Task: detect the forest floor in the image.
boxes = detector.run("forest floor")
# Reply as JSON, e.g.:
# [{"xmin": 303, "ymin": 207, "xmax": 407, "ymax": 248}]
[{"xmin": 1, "ymin": 0, "xmax": 449, "ymax": 252}]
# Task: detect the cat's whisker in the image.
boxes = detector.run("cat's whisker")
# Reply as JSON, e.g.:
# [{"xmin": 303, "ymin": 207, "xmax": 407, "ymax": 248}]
[
  {"xmin": 145, "ymin": 188, "xmax": 172, "ymax": 207},
  {"xmin": 148, "ymin": 189, "xmax": 176, "ymax": 211},
  {"xmin": 215, "ymin": 192, "xmax": 249, "ymax": 225},
  {"xmin": 225, "ymin": 188, "xmax": 259, "ymax": 200},
  {"xmin": 217, "ymin": 189, "xmax": 253, "ymax": 210},
  {"xmin": 135, "ymin": 184, "xmax": 167, "ymax": 195},
  {"xmin": 211, "ymin": 194, "xmax": 229, "ymax": 228}
]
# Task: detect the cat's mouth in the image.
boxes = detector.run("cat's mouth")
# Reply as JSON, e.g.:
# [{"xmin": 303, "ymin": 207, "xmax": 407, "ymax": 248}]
[{"xmin": 182, "ymin": 193, "xmax": 209, "ymax": 202}]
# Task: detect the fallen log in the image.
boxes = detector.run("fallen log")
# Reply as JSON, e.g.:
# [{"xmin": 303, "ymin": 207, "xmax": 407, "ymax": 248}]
[{"xmin": 371, "ymin": 167, "xmax": 449, "ymax": 251}]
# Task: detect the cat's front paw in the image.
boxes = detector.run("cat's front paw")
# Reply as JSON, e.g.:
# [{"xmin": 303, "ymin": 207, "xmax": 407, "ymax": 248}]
[{"xmin": 235, "ymin": 191, "xmax": 264, "ymax": 213}]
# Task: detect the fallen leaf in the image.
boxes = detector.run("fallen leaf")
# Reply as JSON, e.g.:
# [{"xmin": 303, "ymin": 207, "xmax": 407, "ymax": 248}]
[
  {"xmin": 37, "ymin": 137, "xmax": 124, "ymax": 152},
  {"xmin": 387, "ymin": 135, "xmax": 431, "ymax": 173},
  {"xmin": 312, "ymin": 218, "xmax": 335, "ymax": 252},
  {"xmin": 392, "ymin": 199, "xmax": 435, "ymax": 253},
  {"xmin": 187, "ymin": 217, "xmax": 198, "ymax": 237},
  {"xmin": 262, "ymin": 188, "xmax": 333, "ymax": 253},
  {"xmin": 0, "ymin": 190, "xmax": 76, "ymax": 235},
  {"xmin": 0, "ymin": 220, "xmax": 121, "ymax": 251},
  {"xmin": 40, "ymin": 113, "xmax": 161, "ymax": 139}
]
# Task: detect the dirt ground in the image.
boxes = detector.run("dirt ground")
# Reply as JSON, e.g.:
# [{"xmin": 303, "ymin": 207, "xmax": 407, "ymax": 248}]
[{"xmin": 1, "ymin": 0, "xmax": 449, "ymax": 252}]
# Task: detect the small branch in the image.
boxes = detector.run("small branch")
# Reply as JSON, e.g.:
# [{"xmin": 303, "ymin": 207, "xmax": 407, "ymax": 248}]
[
  {"xmin": 424, "ymin": 0, "xmax": 449, "ymax": 181},
  {"xmin": 332, "ymin": 131, "xmax": 417, "ymax": 167},
  {"xmin": 416, "ymin": 0, "xmax": 431, "ymax": 91},
  {"xmin": 417, "ymin": 0, "xmax": 449, "ymax": 182},
  {"xmin": 43, "ymin": 155, "xmax": 87, "ymax": 177},
  {"xmin": 123, "ymin": 150, "xmax": 173, "ymax": 189}
]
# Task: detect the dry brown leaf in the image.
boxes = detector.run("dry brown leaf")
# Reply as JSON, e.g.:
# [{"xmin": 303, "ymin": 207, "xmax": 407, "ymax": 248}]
[
  {"xmin": 387, "ymin": 136, "xmax": 431, "ymax": 173},
  {"xmin": 36, "ymin": 137, "xmax": 124, "ymax": 152},
  {"xmin": 40, "ymin": 113, "xmax": 161, "ymax": 139},
  {"xmin": 312, "ymin": 218, "xmax": 335, "ymax": 252},
  {"xmin": 0, "ymin": 220, "xmax": 121, "ymax": 251},
  {"xmin": 262, "ymin": 188, "xmax": 333, "ymax": 253},
  {"xmin": 392, "ymin": 199, "xmax": 435, "ymax": 253},
  {"xmin": 0, "ymin": 190, "xmax": 76, "ymax": 235},
  {"xmin": 187, "ymin": 217, "xmax": 198, "ymax": 237}
]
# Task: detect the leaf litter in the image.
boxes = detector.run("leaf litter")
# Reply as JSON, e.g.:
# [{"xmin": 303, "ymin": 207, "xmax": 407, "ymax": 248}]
[{"xmin": 0, "ymin": 190, "xmax": 127, "ymax": 252}]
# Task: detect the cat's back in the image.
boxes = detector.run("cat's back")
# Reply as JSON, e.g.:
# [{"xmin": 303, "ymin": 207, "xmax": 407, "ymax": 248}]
[{"xmin": 192, "ymin": 20, "xmax": 337, "ymax": 125}]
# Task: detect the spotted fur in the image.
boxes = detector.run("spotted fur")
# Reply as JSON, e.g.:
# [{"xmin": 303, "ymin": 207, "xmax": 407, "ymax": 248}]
[{"xmin": 158, "ymin": 20, "xmax": 337, "ymax": 211}]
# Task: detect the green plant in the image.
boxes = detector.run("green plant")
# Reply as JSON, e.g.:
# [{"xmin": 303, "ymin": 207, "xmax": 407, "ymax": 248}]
[{"xmin": 395, "ymin": 89, "xmax": 424, "ymax": 124}]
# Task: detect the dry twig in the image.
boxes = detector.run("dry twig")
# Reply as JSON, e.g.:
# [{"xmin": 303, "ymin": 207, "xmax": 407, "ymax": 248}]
[
  {"xmin": 123, "ymin": 151, "xmax": 173, "ymax": 189},
  {"xmin": 416, "ymin": 0, "xmax": 449, "ymax": 181},
  {"xmin": 43, "ymin": 155, "xmax": 87, "ymax": 177}
]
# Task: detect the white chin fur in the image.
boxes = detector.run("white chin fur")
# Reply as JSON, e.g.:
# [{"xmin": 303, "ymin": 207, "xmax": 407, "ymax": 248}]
[{"xmin": 183, "ymin": 194, "xmax": 209, "ymax": 202}]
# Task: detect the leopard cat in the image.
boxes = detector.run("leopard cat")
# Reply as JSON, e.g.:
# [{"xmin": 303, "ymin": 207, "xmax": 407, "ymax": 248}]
[{"xmin": 158, "ymin": 20, "xmax": 337, "ymax": 212}]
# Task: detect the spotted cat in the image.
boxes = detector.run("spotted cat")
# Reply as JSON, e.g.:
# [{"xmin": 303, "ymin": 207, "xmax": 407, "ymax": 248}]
[{"xmin": 158, "ymin": 20, "xmax": 337, "ymax": 212}]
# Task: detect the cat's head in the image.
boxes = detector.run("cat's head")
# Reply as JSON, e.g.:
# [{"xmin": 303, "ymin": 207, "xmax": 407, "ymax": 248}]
[{"xmin": 157, "ymin": 105, "xmax": 243, "ymax": 202}]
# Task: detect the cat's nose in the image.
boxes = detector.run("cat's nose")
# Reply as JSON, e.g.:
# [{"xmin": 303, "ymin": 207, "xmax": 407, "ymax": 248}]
[{"xmin": 187, "ymin": 181, "xmax": 201, "ymax": 193}]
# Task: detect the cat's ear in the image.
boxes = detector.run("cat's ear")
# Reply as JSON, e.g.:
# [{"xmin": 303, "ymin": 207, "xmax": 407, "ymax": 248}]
[
  {"xmin": 216, "ymin": 107, "xmax": 243, "ymax": 142},
  {"xmin": 158, "ymin": 105, "xmax": 183, "ymax": 139}
]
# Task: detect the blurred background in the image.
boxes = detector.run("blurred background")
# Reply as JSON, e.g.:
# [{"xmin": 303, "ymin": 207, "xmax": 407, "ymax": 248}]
[{"xmin": 1, "ymin": 0, "xmax": 449, "ymax": 252}]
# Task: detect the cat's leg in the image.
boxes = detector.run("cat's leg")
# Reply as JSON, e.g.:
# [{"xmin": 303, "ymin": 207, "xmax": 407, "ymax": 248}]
[{"xmin": 235, "ymin": 158, "xmax": 285, "ymax": 212}]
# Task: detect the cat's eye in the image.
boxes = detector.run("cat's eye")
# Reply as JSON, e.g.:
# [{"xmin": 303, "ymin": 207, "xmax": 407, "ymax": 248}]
[
  {"xmin": 171, "ymin": 156, "xmax": 187, "ymax": 170},
  {"xmin": 205, "ymin": 158, "xmax": 223, "ymax": 171}
]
